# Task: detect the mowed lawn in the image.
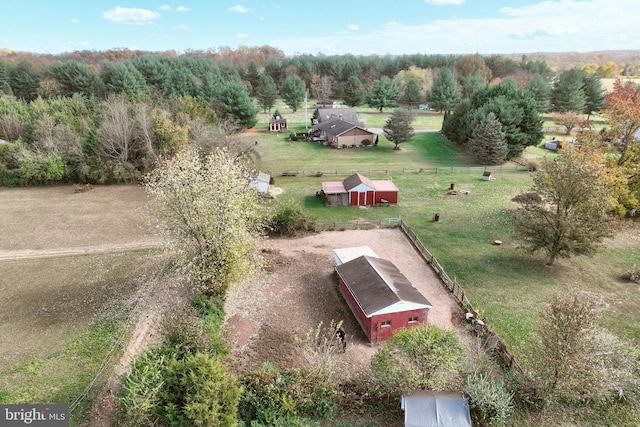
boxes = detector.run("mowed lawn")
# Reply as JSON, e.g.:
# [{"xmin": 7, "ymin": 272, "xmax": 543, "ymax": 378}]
[{"xmin": 0, "ymin": 185, "xmax": 164, "ymax": 420}]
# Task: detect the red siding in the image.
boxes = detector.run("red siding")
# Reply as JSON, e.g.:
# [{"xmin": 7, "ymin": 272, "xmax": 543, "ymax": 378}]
[
  {"xmin": 374, "ymin": 190, "xmax": 398, "ymax": 204},
  {"xmin": 339, "ymin": 278, "xmax": 429, "ymax": 343}
]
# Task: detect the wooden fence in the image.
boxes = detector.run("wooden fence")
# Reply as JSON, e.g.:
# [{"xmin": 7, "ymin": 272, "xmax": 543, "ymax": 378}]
[
  {"xmin": 315, "ymin": 217, "xmax": 401, "ymax": 231},
  {"xmin": 398, "ymin": 220, "xmax": 526, "ymax": 374},
  {"xmin": 272, "ymin": 164, "xmax": 529, "ymax": 178}
]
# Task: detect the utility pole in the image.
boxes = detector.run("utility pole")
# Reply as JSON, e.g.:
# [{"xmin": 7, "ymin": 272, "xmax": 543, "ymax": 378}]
[{"xmin": 304, "ymin": 91, "xmax": 309, "ymax": 131}]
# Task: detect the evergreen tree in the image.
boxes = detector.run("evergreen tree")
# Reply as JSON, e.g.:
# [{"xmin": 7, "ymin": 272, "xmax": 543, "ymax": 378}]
[
  {"xmin": 368, "ymin": 76, "xmax": 400, "ymax": 112},
  {"xmin": 467, "ymin": 112, "xmax": 508, "ymax": 165},
  {"xmin": 342, "ymin": 75, "xmax": 366, "ymax": 107},
  {"xmin": 525, "ymin": 73, "xmax": 552, "ymax": 113},
  {"xmin": 49, "ymin": 60, "xmax": 105, "ymax": 98},
  {"xmin": 458, "ymin": 72, "xmax": 485, "ymax": 99},
  {"xmin": 103, "ymin": 62, "xmax": 150, "ymax": 99},
  {"xmin": 10, "ymin": 59, "xmax": 41, "ymax": 102},
  {"xmin": 218, "ymin": 81, "xmax": 259, "ymax": 129},
  {"xmin": 255, "ymin": 74, "xmax": 278, "ymax": 113},
  {"xmin": 383, "ymin": 109, "xmax": 415, "ymax": 150},
  {"xmin": 583, "ymin": 74, "xmax": 605, "ymax": 118},
  {"xmin": 550, "ymin": 69, "xmax": 587, "ymax": 113},
  {"xmin": 280, "ymin": 75, "xmax": 306, "ymax": 112},
  {"xmin": 426, "ymin": 67, "xmax": 460, "ymax": 114},
  {"xmin": 244, "ymin": 60, "xmax": 261, "ymax": 95},
  {"xmin": 400, "ymin": 78, "xmax": 423, "ymax": 108}
]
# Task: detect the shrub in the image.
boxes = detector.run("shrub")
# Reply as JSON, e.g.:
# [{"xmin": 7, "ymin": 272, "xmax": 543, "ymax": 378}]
[
  {"xmin": 465, "ymin": 372, "xmax": 514, "ymax": 426},
  {"xmin": 118, "ymin": 348, "xmax": 174, "ymax": 427},
  {"xmin": 361, "ymin": 139, "xmax": 372, "ymax": 146},
  {"xmin": 268, "ymin": 197, "xmax": 316, "ymax": 236},
  {"xmin": 159, "ymin": 353, "xmax": 241, "ymax": 427},
  {"xmin": 239, "ymin": 362, "xmax": 338, "ymax": 424},
  {"xmin": 525, "ymin": 158, "xmax": 539, "ymax": 171},
  {"xmin": 159, "ymin": 303, "xmax": 212, "ymax": 359}
]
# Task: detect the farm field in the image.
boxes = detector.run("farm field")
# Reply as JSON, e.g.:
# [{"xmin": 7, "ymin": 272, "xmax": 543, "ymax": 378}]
[{"xmin": 0, "ymin": 185, "xmax": 167, "ymax": 423}]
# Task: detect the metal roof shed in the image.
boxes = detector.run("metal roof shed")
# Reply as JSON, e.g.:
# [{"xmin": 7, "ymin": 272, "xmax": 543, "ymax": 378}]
[{"xmin": 401, "ymin": 390, "xmax": 472, "ymax": 427}]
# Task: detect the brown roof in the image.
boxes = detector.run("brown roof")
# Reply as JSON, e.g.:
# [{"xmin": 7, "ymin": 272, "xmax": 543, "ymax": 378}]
[
  {"xmin": 335, "ymin": 255, "xmax": 432, "ymax": 317},
  {"xmin": 343, "ymin": 173, "xmax": 375, "ymax": 191}
]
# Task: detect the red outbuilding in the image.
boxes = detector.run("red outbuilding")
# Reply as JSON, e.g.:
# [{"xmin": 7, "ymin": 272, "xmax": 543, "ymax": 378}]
[
  {"xmin": 321, "ymin": 173, "xmax": 398, "ymax": 207},
  {"xmin": 335, "ymin": 255, "xmax": 433, "ymax": 343}
]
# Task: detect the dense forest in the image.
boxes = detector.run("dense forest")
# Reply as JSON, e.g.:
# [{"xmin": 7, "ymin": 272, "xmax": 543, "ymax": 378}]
[{"xmin": 0, "ymin": 45, "xmax": 639, "ymax": 186}]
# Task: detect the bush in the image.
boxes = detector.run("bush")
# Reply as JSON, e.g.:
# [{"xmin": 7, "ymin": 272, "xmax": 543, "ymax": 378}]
[
  {"xmin": 239, "ymin": 362, "xmax": 338, "ymax": 424},
  {"xmin": 118, "ymin": 347, "xmax": 174, "ymax": 427},
  {"xmin": 526, "ymin": 158, "xmax": 539, "ymax": 171},
  {"xmin": 159, "ymin": 353, "xmax": 241, "ymax": 427},
  {"xmin": 361, "ymin": 139, "xmax": 372, "ymax": 146},
  {"xmin": 465, "ymin": 372, "xmax": 514, "ymax": 426},
  {"xmin": 268, "ymin": 197, "xmax": 316, "ymax": 236}
]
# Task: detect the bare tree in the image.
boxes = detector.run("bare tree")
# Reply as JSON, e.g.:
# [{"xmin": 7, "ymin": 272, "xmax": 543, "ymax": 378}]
[{"xmin": 97, "ymin": 95, "xmax": 135, "ymax": 162}]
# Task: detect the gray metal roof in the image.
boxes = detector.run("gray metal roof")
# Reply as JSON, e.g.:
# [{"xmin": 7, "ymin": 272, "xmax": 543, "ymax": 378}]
[
  {"xmin": 335, "ymin": 255, "xmax": 432, "ymax": 317},
  {"xmin": 401, "ymin": 390, "xmax": 472, "ymax": 427},
  {"xmin": 316, "ymin": 107, "xmax": 360, "ymax": 125},
  {"xmin": 343, "ymin": 173, "xmax": 375, "ymax": 191}
]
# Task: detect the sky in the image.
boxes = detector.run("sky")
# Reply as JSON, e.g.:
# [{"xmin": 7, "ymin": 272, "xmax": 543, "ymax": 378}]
[{"xmin": 1, "ymin": 0, "xmax": 639, "ymax": 56}]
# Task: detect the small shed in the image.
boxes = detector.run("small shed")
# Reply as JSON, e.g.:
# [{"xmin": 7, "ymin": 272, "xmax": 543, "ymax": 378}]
[
  {"xmin": 545, "ymin": 139, "xmax": 558, "ymax": 150},
  {"xmin": 321, "ymin": 173, "xmax": 398, "ymax": 207},
  {"xmin": 333, "ymin": 246, "xmax": 379, "ymax": 266},
  {"xmin": 250, "ymin": 171, "xmax": 271, "ymax": 195},
  {"xmin": 269, "ymin": 111, "xmax": 287, "ymax": 132},
  {"xmin": 335, "ymin": 255, "xmax": 433, "ymax": 343},
  {"xmin": 401, "ymin": 390, "xmax": 472, "ymax": 427},
  {"xmin": 482, "ymin": 171, "xmax": 492, "ymax": 181}
]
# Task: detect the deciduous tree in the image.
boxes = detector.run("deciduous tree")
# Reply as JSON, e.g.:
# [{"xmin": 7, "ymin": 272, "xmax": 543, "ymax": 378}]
[
  {"xmin": 601, "ymin": 78, "xmax": 640, "ymax": 166},
  {"xmin": 144, "ymin": 148, "xmax": 264, "ymax": 297},
  {"xmin": 512, "ymin": 147, "xmax": 614, "ymax": 266}
]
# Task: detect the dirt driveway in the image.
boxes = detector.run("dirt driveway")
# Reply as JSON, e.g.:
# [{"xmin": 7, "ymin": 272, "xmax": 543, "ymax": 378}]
[{"xmin": 223, "ymin": 228, "xmax": 466, "ymax": 375}]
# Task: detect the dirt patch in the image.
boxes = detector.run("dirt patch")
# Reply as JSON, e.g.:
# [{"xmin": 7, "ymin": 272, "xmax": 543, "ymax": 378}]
[{"xmin": 223, "ymin": 228, "xmax": 466, "ymax": 376}]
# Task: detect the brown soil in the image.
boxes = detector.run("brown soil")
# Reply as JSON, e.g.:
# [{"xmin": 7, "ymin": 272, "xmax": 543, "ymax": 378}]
[{"xmin": 222, "ymin": 228, "xmax": 466, "ymax": 376}]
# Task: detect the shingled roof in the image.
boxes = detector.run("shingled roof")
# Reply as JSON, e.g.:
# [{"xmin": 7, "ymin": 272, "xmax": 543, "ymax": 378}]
[
  {"xmin": 335, "ymin": 255, "xmax": 432, "ymax": 317},
  {"xmin": 342, "ymin": 173, "xmax": 375, "ymax": 191}
]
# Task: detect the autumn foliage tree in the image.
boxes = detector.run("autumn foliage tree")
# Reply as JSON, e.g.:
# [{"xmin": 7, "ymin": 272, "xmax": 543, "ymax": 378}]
[
  {"xmin": 552, "ymin": 110, "xmax": 582, "ymax": 135},
  {"xmin": 145, "ymin": 148, "xmax": 264, "ymax": 297},
  {"xmin": 601, "ymin": 78, "xmax": 640, "ymax": 166}
]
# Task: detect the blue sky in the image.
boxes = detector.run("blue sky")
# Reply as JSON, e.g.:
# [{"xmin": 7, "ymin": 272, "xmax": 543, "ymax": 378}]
[{"xmin": 1, "ymin": 0, "xmax": 638, "ymax": 56}]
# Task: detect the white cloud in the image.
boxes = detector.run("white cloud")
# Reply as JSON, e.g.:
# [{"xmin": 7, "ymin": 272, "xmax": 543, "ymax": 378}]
[
  {"xmin": 176, "ymin": 6, "xmax": 190, "ymax": 12},
  {"xmin": 172, "ymin": 25, "xmax": 189, "ymax": 31},
  {"xmin": 347, "ymin": 24, "xmax": 359, "ymax": 31},
  {"xmin": 237, "ymin": 33, "xmax": 249, "ymax": 38},
  {"xmin": 70, "ymin": 18, "xmax": 79, "ymax": 24},
  {"xmin": 102, "ymin": 7, "xmax": 161, "ymax": 25},
  {"xmin": 424, "ymin": 0, "xmax": 465, "ymax": 5},
  {"xmin": 159, "ymin": 5, "xmax": 171, "ymax": 11},
  {"xmin": 269, "ymin": 0, "xmax": 639, "ymax": 56},
  {"xmin": 227, "ymin": 5, "xmax": 253, "ymax": 13}
]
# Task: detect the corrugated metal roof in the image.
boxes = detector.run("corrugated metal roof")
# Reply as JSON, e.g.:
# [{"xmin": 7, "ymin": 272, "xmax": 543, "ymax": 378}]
[
  {"xmin": 322, "ymin": 181, "xmax": 346, "ymax": 194},
  {"xmin": 401, "ymin": 390, "xmax": 472, "ymax": 427},
  {"xmin": 334, "ymin": 246, "xmax": 379, "ymax": 266},
  {"xmin": 371, "ymin": 180, "xmax": 399, "ymax": 192},
  {"xmin": 335, "ymin": 255, "xmax": 432, "ymax": 317}
]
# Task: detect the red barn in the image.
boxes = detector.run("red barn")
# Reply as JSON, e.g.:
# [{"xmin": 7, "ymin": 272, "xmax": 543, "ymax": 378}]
[
  {"xmin": 335, "ymin": 255, "xmax": 433, "ymax": 343},
  {"xmin": 321, "ymin": 173, "xmax": 398, "ymax": 207}
]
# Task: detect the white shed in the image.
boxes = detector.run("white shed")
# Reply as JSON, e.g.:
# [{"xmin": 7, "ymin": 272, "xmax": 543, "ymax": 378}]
[{"xmin": 333, "ymin": 246, "xmax": 379, "ymax": 266}]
